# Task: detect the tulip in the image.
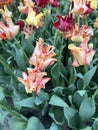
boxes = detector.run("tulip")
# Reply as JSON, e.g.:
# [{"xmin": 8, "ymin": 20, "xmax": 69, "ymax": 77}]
[
  {"xmin": 25, "ymin": 7, "xmax": 43, "ymax": 28},
  {"xmin": 68, "ymin": 37, "xmax": 96, "ymax": 67},
  {"xmin": 0, "ymin": 18, "xmax": 20, "ymax": 40},
  {"xmin": 18, "ymin": 68, "xmax": 50, "ymax": 94},
  {"xmin": 29, "ymin": 38, "xmax": 56, "ymax": 71},
  {"xmin": 35, "ymin": 0, "xmax": 59, "ymax": 7}
]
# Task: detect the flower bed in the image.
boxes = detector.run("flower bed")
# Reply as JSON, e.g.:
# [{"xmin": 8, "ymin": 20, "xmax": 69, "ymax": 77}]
[{"xmin": 0, "ymin": 0, "xmax": 98, "ymax": 130}]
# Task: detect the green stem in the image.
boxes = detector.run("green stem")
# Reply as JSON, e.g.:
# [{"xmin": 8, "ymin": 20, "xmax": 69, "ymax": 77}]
[
  {"xmin": 59, "ymin": 34, "xmax": 64, "ymax": 64},
  {"xmin": 54, "ymin": 30, "xmax": 58, "ymax": 47},
  {"xmin": 77, "ymin": 15, "xmax": 80, "ymax": 26},
  {"xmin": 0, "ymin": 103, "xmax": 27, "ymax": 122},
  {"xmin": 93, "ymin": 88, "xmax": 98, "ymax": 98},
  {"xmin": 0, "ymin": 55, "xmax": 17, "ymax": 80}
]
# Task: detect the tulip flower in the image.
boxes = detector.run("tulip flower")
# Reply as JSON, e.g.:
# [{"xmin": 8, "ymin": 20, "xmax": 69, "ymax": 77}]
[
  {"xmin": 68, "ymin": 37, "xmax": 96, "ymax": 67},
  {"xmin": 18, "ymin": 68, "xmax": 50, "ymax": 94},
  {"xmin": 0, "ymin": 5, "xmax": 12, "ymax": 19},
  {"xmin": 53, "ymin": 15, "xmax": 75, "ymax": 38},
  {"xmin": 70, "ymin": 23, "xmax": 93, "ymax": 42},
  {"xmin": 0, "ymin": 18, "xmax": 20, "ymax": 40},
  {"xmin": 29, "ymin": 38, "xmax": 56, "ymax": 71},
  {"xmin": 70, "ymin": 0, "xmax": 95, "ymax": 18},
  {"xmin": 53, "ymin": 15, "xmax": 75, "ymax": 32},
  {"xmin": 25, "ymin": 7, "xmax": 43, "ymax": 28},
  {"xmin": 0, "ymin": 5, "xmax": 19, "ymax": 40},
  {"xmin": 18, "ymin": 0, "xmax": 35, "ymax": 15},
  {"xmin": 35, "ymin": 0, "xmax": 59, "ymax": 7}
]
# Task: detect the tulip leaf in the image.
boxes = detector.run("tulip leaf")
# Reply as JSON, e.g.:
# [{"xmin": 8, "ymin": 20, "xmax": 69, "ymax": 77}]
[
  {"xmin": 49, "ymin": 94, "xmax": 68, "ymax": 107},
  {"xmin": 79, "ymin": 97, "xmax": 95, "ymax": 121},
  {"xmin": 25, "ymin": 117, "xmax": 45, "ymax": 130},
  {"xmin": 83, "ymin": 66, "xmax": 97, "ymax": 87},
  {"xmin": 8, "ymin": 117, "xmax": 26, "ymax": 130},
  {"xmin": 15, "ymin": 97, "xmax": 36, "ymax": 109}
]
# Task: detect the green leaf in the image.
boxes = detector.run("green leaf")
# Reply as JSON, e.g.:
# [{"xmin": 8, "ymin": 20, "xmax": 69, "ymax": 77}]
[
  {"xmin": 38, "ymin": 90, "xmax": 49, "ymax": 101},
  {"xmin": 25, "ymin": 117, "xmax": 45, "ymax": 130},
  {"xmin": 69, "ymin": 68, "xmax": 77, "ymax": 85},
  {"xmin": 49, "ymin": 94, "xmax": 68, "ymax": 107},
  {"xmin": 83, "ymin": 66, "xmax": 97, "ymax": 87},
  {"xmin": 15, "ymin": 97, "xmax": 36, "ymax": 109},
  {"xmin": 79, "ymin": 97, "xmax": 95, "ymax": 121},
  {"xmin": 15, "ymin": 49, "xmax": 26, "ymax": 70},
  {"xmin": 8, "ymin": 117, "xmax": 27, "ymax": 130},
  {"xmin": 92, "ymin": 118, "xmax": 98, "ymax": 130},
  {"xmin": 72, "ymin": 90, "xmax": 88, "ymax": 109},
  {"xmin": 64, "ymin": 107, "xmax": 82, "ymax": 129},
  {"xmin": 49, "ymin": 108, "xmax": 64, "ymax": 125},
  {"xmin": 51, "ymin": 63, "xmax": 60, "ymax": 82},
  {"xmin": 50, "ymin": 123, "xmax": 58, "ymax": 130}
]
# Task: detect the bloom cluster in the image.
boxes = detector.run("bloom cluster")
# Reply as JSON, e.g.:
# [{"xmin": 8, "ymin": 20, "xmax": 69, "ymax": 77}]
[
  {"xmin": 18, "ymin": 38, "xmax": 56, "ymax": 94},
  {"xmin": 53, "ymin": 0, "xmax": 98, "ymax": 67}
]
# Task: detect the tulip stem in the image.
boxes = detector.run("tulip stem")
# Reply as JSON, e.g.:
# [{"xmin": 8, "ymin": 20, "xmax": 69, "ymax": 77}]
[
  {"xmin": 54, "ymin": 30, "xmax": 58, "ymax": 47},
  {"xmin": 93, "ymin": 88, "xmax": 98, "ymax": 98}
]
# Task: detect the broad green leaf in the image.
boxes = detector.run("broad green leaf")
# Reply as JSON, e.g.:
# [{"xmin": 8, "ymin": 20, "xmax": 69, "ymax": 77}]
[
  {"xmin": 72, "ymin": 90, "xmax": 88, "ymax": 109},
  {"xmin": 79, "ymin": 97, "xmax": 95, "ymax": 121},
  {"xmin": 49, "ymin": 108, "xmax": 65, "ymax": 125},
  {"xmin": 50, "ymin": 123, "xmax": 58, "ymax": 130},
  {"xmin": 8, "ymin": 117, "xmax": 27, "ymax": 130},
  {"xmin": 64, "ymin": 107, "xmax": 82, "ymax": 129},
  {"xmin": 83, "ymin": 66, "xmax": 97, "ymax": 87},
  {"xmin": 49, "ymin": 94, "xmax": 68, "ymax": 107},
  {"xmin": 35, "ymin": 96, "xmax": 43, "ymax": 105},
  {"xmin": 38, "ymin": 90, "xmax": 49, "ymax": 101},
  {"xmin": 15, "ymin": 97, "xmax": 36, "ymax": 108},
  {"xmin": 25, "ymin": 117, "xmax": 45, "ymax": 130},
  {"xmin": 15, "ymin": 49, "xmax": 26, "ymax": 70}
]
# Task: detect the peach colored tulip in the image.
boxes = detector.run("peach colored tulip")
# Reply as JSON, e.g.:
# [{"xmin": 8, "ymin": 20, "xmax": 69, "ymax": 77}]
[
  {"xmin": 0, "ymin": 18, "xmax": 19, "ymax": 40},
  {"xmin": 71, "ymin": 23, "xmax": 93, "ymax": 42},
  {"xmin": 18, "ymin": 68, "xmax": 50, "ymax": 94},
  {"xmin": 18, "ymin": 0, "xmax": 34, "ymax": 14},
  {"xmin": 68, "ymin": 37, "xmax": 96, "ymax": 67},
  {"xmin": 29, "ymin": 38, "xmax": 56, "ymax": 71},
  {"xmin": 0, "ymin": 5, "xmax": 12, "ymax": 19}
]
